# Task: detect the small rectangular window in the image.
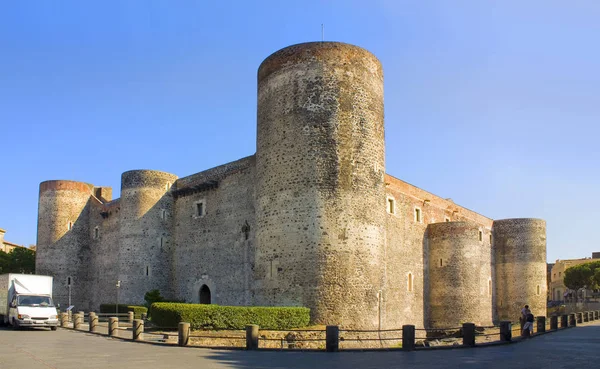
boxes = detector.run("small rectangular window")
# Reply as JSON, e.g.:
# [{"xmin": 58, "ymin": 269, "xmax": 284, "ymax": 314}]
[
  {"xmin": 388, "ymin": 199, "xmax": 395, "ymax": 214},
  {"xmin": 94, "ymin": 227, "xmax": 99, "ymax": 239},
  {"xmin": 489, "ymin": 234, "xmax": 492, "ymax": 243},
  {"xmin": 414, "ymin": 208, "xmax": 421, "ymax": 223},
  {"xmin": 68, "ymin": 221, "xmax": 73, "ymax": 230},
  {"xmin": 478, "ymin": 231, "xmax": 483, "ymax": 242},
  {"xmin": 559, "ymin": 272, "xmax": 561, "ymax": 277},
  {"xmin": 440, "ymin": 259, "xmax": 443, "ymax": 267},
  {"xmin": 195, "ymin": 200, "xmax": 206, "ymax": 217}
]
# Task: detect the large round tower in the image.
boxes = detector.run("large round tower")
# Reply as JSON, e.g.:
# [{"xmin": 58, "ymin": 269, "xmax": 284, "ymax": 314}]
[
  {"xmin": 493, "ymin": 218, "xmax": 546, "ymax": 321},
  {"xmin": 426, "ymin": 222, "xmax": 493, "ymax": 328},
  {"xmin": 254, "ymin": 42, "xmax": 386, "ymax": 328},
  {"xmin": 118, "ymin": 170, "xmax": 178, "ymax": 304},
  {"xmin": 37, "ymin": 180, "xmax": 93, "ymax": 310}
]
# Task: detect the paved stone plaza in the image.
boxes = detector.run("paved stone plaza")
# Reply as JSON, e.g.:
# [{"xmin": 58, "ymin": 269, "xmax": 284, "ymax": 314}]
[{"xmin": 1, "ymin": 322, "xmax": 599, "ymax": 368}]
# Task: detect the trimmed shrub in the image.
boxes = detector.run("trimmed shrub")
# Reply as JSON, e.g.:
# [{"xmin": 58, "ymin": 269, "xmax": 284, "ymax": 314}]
[
  {"xmin": 99, "ymin": 304, "xmax": 148, "ymax": 319},
  {"xmin": 151, "ymin": 303, "xmax": 310, "ymax": 330}
]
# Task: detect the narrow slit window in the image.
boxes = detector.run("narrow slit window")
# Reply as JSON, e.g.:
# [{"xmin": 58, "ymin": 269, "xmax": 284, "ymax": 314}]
[
  {"xmin": 387, "ymin": 198, "xmax": 395, "ymax": 214},
  {"xmin": 161, "ymin": 209, "xmax": 167, "ymax": 220},
  {"xmin": 478, "ymin": 231, "xmax": 483, "ymax": 242},
  {"xmin": 195, "ymin": 201, "xmax": 205, "ymax": 217},
  {"xmin": 440, "ymin": 259, "xmax": 443, "ymax": 267},
  {"xmin": 146, "ymin": 266, "xmax": 149, "ymax": 276},
  {"xmin": 414, "ymin": 208, "xmax": 421, "ymax": 223},
  {"xmin": 68, "ymin": 221, "xmax": 73, "ymax": 230},
  {"xmin": 67, "ymin": 277, "xmax": 71, "ymax": 286},
  {"xmin": 445, "ymin": 217, "xmax": 450, "ymax": 222},
  {"xmin": 537, "ymin": 285, "xmax": 541, "ymax": 295},
  {"xmin": 488, "ymin": 280, "xmax": 492, "ymax": 296},
  {"xmin": 94, "ymin": 227, "xmax": 99, "ymax": 239},
  {"xmin": 407, "ymin": 273, "xmax": 413, "ymax": 292},
  {"xmin": 159, "ymin": 237, "xmax": 164, "ymax": 248},
  {"xmin": 489, "ymin": 234, "xmax": 492, "ymax": 243}
]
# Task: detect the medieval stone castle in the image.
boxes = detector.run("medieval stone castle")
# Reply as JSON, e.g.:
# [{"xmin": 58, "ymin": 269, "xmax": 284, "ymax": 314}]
[{"xmin": 36, "ymin": 42, "xmax": 547, "ymax": 329}]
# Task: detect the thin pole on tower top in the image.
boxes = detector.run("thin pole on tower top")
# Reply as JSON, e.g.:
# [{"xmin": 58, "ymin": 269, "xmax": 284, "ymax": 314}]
[{"xmin": 321, "ymin": 24, "xmax": 324, "ymax": 42}]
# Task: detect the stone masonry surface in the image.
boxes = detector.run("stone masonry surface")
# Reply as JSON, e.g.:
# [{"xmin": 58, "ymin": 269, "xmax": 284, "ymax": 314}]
[{"xmin": 36, "ymin": 42, "xmax": 547, "ymax": 329}]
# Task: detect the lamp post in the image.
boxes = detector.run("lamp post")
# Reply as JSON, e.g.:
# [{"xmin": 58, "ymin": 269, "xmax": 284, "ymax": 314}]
[{"xmin": 116, "ymin": 280, "xmax": 121, "ymax": 315}]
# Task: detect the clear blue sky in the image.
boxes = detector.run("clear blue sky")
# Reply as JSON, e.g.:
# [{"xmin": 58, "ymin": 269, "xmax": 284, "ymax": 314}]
[{"xmin": 1, "ymin": 1, "xmax": 598, "ymax": 263}]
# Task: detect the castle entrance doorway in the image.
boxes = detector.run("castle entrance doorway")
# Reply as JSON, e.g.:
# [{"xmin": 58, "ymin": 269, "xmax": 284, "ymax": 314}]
[{"xmin": 199, "ymin": 284, "xmax": 211, "ymax": 304}]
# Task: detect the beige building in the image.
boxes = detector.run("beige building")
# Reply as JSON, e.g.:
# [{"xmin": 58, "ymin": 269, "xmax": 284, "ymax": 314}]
[
  {"xmin": 550, "ymin": 253, "xmax": 600, "ymax": 301},
  {"xmin": 0, "ymin": 228, "xmax": 30, "ymax": 253}
]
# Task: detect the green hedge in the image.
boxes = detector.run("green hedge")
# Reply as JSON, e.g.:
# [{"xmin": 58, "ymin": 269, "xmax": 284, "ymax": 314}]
[
  {"xmin": 151, "ymin": 303, "xmax": 310, "ymax": 330},
  {"xmin": 99, "ymin": 304, "xmax": 148, "ymax": 319}
]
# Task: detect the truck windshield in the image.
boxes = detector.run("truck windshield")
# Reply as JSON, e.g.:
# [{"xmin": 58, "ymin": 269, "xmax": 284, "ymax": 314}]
[{"xmin": 17, "ymin": 295, "xmax": 54, "ymax": 307}]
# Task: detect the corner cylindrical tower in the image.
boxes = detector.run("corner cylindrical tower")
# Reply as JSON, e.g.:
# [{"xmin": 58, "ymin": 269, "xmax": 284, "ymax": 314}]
[
  {"xmin": 37, "ymin": 180, "xmax": 93, "ymax": 310},
  {"xmin": 118, "ymin": 170, "xmax": 178, "ymax": 305},
  {"xmin": 426, "ymin": 222, "xmax": 492, "ymax": 328},
  {"xmin": 493, "ymin": 218, "xmax": 546, "ymax": 321},
  {"xmin": 255, "ymin": 42, "xmax": 386, "ymax": 328}
]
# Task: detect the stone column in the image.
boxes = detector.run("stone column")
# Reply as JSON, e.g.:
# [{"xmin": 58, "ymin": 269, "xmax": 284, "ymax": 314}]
[
  {"xmin": 246, "ymin": 325, "xmax": 259, "ymax": 350},
  {"xmin": 178, "ymin": 322, "xmax": 190, "ymax": 346},
  {"xmin": 133, "ymin": 319, "xmax": 144, "ymax": 341},
  {"xmin": 89, "ymin": 313, "xmax": 98, "ymax": 333},
  {"xmin": 109, "ymin": 317, "xmax": 119, "ymax": 337},
  {"xmin": 402, "ymin": 325, "xmax": 415, "ymax": 351},
  {"xmin": 128, "ymin": 311, "xmax": 134, "ymax": 323},
  {"xmin": 325, "ymin": 326, "xmax": 339, "ymax": 352}
]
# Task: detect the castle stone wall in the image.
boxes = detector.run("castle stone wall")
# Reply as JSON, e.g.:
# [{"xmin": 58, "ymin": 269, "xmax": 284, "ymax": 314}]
[
  {"xmin": 88, "ymin": 198, "xmax": 121, "ymax": 309},
  {"xmin": 36, "ymin": 180, "xmax": 92, "ymax": 310},
  {"xmin": 118, "ymin": 170, "xmax": 178, "ymax": 305},
  {"xmin": 172, "ymin": 157, "xmax": 255, "ymax": 305},
  {"xmin": 255, "ymin": 42, "xmax": 386, "ymax": 328},
  {"xmin": 426, "ymin": 222, "xmax": 493, "ymax": 328},
  {"xmin": 494, "ymin": 218, "xmax": 547, "ymax": 321}
]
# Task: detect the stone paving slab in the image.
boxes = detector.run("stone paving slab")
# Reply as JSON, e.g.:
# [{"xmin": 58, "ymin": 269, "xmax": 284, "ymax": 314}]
[{"xmin": 0, "ymin": 321, "xmax": 599, "ymax": 368}]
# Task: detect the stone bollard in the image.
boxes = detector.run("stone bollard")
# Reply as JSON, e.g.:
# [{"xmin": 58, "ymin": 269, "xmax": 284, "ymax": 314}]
[
  {"xmin": 591, "ymin": 312, "xmax": 595, "ymax": 321},
  {"xmin": 569, "ymin": 313, "xmax": 576, "ymax": 326},
  {"xmin": 325, "ymin": 325, "xmax": 339, "ymax": 352},
  {"xmin": 402, "ymin": 325, "xmax": 415, "ymax": 351},
  {"xmin": 141, "ymin": 313, "xmax": 147, "ymax": 321},
  {"xmin": 178, "ymin": 322, "xmax": 190, "ymax": 346},
  {"xmin": 89, "ymin": 313, "xmax": 98, "ymax": 333},
  {"xmin": 73, "ymin": 313, "xmax": 81, "ymax": 329},
  {"xmin": 577, "ymin": 312, "xmax": 583, "ymax": 324},
  {"xmin": 500, "ymin": 321, "xmax": 512, "ymax": 342},
  {"xmin": 560, "ymin": 315, "xmax": 568, "ymax": 328},
  {"xmin": 246, "ymin": 325, "xmax": 259, "ymax": 350},
  {"xmin": 128, "ymin": 311, "xmax": 134, "ymax": 323},
  {"xmin": 109, "ymin": 317, "xmax": 119, "ymax": 337},
  {"xmin": 133, "ymin": 319, "xmax": 144, "ymax": 341},
  {"xmin": 596, "ymin": 311, "xmax": 599, "ymax": 320},
  {"xmin": 78, "ymin": 311, "xmax": 85, "ymax": 323},
  {"xmin": 60, "ymin": 313, "xmax": 69, "ymax": 327},
  {"xmin": 550, "ymin": 316, "xmax": 558, "ymax": 330},
  {"xmin": 536, "ymin": 316, "xmax": 546, "ymax": 333},
  {"xmin": 585, "ymin": 312, "xmax": 590, "ymax": 322},
  {"xmin": 462, "ymin": 323, "xmax": 476, "ymax": 347}
]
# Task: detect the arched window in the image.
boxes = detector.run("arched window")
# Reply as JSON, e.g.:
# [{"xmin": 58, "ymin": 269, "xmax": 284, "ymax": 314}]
[
  {"xmin": 199, "ymin": 284, "xmax": 211, "ymax": 304},
  {"xmin": 407, "ymin": 273, "xmax": 413, "ymax": 292}
]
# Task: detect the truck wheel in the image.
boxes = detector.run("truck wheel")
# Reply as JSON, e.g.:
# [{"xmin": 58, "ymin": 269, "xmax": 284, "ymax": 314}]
[{"xmin": 51, "ymin": 326, "xmax": 57, "ymax": 331}]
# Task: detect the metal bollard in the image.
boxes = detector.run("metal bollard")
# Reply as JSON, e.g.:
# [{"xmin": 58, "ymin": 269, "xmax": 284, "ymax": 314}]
[
  {"xmin": 109, "ymin": 317, "xmax": 119, "ymax": 337},
  {"xmin": 60, "ymin": 313, "xmax": 69, "ymax": 327},
  {"xmin": 89, "ymin": 313, "xmax": 98, "ymax": 333},
  {"xmin": 500, "ymin": 321, "xmax": 512, "ymax": 342},
  {"xmin": 133, "ymin": 319, "xmax": 144, "ymax": 341},
  {"xmin": 128, "ymin": 311, "xmax": 134, "ymax": 323},
  {"xmin": 402, "ymin": 325, "xmax": 415, "ymax": 351},
  {"xmin": 550, "ymin": 316, "xmax": 558, "ymax": 330},
  {"xmin": 325, "ymin": 326, "xmax": 339, "ymax": 352},
  {"xmin": 462, "ymin": 323, "xmax": 476, "ymax": 347},
  {"xmin": 569, "ymin": 313, "xmax": 576, "ymax": 326},
  {"xmin": 245, "ymin": 325, "xmax": 259, "ymax": 350},
  {"xmin": 178, "ymin": 322, "xmax": 190, "ymax": 346},
  {"xmin": 536, "ymin": 316, "xmax": 546, "ymax": 333}
]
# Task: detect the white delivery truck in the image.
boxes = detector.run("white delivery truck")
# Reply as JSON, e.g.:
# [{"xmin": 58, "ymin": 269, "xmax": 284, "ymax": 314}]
[{"xmin": 0, "ymin": 274, "xmax": 59, "ymax": 330}]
